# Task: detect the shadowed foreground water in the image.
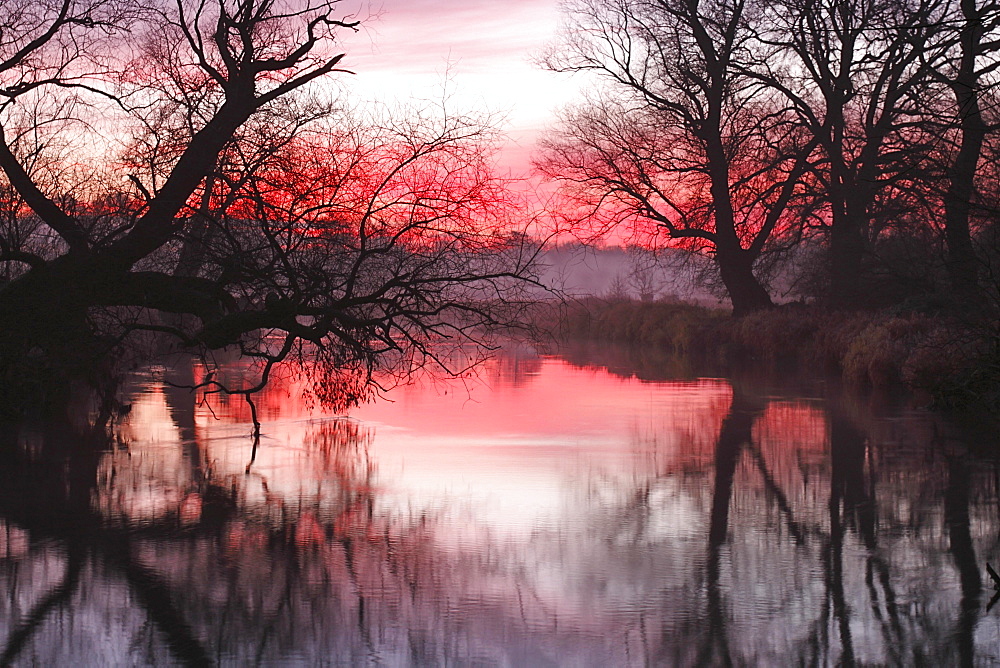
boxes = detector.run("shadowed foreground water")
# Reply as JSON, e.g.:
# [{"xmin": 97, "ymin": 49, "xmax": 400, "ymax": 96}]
[{"xmin": 1, "ymin": 346, "xmax": 999, "ymax": 666}]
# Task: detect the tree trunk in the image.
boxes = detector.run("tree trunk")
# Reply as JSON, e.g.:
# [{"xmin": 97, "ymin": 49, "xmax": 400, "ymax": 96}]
[
  {"xmin": 944, "ymin": 0, "xmax": 987, "ymax": 299},
  {"xmin": 0, "ymin": 260, "xmax": 108, "ymax": 417},
  {"xmin": 827, "ymin": 127, "xmax": 874, "ymax": 310},
  {"xmin": 828, "ymin": 211, "xmax": 865, "ymax": 309},
  {"xmin": 717, "ymin": 248, "xmax": 774, "ymax": 316},
  {"xmin": 0, "ymin": 258, "xmax": 100, "ymax": 349},
  {"xmin": 703, "ymin": 126, "xmax": 774, "ymax": 316}
]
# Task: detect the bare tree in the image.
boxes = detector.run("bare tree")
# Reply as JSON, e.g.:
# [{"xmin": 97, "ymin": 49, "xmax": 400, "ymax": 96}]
[
  {"xmin": 932, "ymin": 0, "xmax": 1000, "ymax": 298},
  {"xmin": 0, "ymin": 0, "xmax": 540, "ymax": 414},
  {"xmin": 625, "ymin": 245, "xmax": 660, "ymax": 301},
  {"xmin": 539, "ymin": 0, "xmax": 819, "ymax": 315},
  {"xmin": 763, "ymin": 0, "xmax": 953, "ymax": 306}
]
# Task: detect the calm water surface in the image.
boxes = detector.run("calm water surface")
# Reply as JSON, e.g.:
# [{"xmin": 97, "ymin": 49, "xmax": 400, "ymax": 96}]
[{"xmin": 1, "ymin": 345, "xmax": 999, "ymax": 666}]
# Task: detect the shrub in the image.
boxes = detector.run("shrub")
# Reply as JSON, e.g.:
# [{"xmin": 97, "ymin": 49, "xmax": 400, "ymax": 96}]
[
  {"xmin": 841, "ymin": 315, "xmax": 929, "ymax": 387},
  {"xmin": 541, "ymin": 297, "xmax": 1000, "ymax": 408}
]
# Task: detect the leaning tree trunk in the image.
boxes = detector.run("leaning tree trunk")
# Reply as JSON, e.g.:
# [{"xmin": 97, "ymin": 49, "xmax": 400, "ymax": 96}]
[{"xmin": 703, "ymin": 129, "xmax": 774, "ymax": 317}]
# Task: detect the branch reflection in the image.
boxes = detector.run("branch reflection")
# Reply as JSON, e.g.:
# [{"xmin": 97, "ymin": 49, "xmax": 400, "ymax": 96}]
[{"xmin": 0, "ymin": 353, "xmax": 997, "ymax": 665}]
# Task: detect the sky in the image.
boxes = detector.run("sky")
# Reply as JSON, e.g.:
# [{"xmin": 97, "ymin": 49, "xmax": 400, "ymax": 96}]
[{"xmin": 335, "ymin": 0, "xmax": 587, "ymax": 175}]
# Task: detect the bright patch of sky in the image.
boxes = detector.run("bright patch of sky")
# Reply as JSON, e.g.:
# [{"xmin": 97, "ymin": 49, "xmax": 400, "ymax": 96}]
[{"xmin": 335, "ymin": 0, "xmax": 588, "ymax": 175}]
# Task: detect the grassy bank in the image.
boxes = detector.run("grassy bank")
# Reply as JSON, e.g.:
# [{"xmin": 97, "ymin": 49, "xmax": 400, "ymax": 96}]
[{"xmin": 535, "ymin": 297, "xmax": 1000, "ymax": 408}]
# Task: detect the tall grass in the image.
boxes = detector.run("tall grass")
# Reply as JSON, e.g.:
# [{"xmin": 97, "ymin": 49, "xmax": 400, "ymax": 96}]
[{"xmin": 534, "ymin": 297, "xmax": 1000, "ymax": 408}]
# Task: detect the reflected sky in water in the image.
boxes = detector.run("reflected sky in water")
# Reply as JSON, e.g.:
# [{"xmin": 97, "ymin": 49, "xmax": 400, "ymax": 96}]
[{"xmin": 1, "ymin": 347, "xmax": 1000, "ymax": 666}]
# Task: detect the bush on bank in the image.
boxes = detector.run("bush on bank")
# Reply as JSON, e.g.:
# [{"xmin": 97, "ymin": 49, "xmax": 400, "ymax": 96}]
[{"xmin": 537, "ymin": 297, "xmax": 1000, "ymax": 408}]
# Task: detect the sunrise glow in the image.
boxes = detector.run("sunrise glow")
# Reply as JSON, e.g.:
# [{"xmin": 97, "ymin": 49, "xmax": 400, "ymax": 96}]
[{"xmin": 1, "ymin": 0, "xmax": 998, "ymax": 663}]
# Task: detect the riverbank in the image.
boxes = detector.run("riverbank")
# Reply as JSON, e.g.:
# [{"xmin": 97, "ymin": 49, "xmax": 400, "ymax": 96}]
[{"xmin": 536, "ymin": 297, "xmax": 1000, "ymax": 409}]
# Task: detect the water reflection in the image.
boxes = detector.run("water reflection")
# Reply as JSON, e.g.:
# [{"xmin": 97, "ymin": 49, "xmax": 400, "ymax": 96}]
[{"xmin": 1, "ymin": 349, "xmax": 999, "ymax": 665}]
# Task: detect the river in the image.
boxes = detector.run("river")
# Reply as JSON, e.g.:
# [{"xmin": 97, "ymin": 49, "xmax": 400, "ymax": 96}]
[{"xmin": 0, "ymin": 343, "xmax": 998, "ymax": 666}]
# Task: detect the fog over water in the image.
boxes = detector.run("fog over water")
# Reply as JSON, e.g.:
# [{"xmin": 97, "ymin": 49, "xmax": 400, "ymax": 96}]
[{"xmin": 535, "ymin": 244, "xmax": 721, "ymax": 303}]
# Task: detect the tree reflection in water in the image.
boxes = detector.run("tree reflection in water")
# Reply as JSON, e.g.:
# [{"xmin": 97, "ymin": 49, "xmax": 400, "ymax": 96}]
[{"xmin": 0, "ymin": 352, "xmax": 999, "ymax": 665}]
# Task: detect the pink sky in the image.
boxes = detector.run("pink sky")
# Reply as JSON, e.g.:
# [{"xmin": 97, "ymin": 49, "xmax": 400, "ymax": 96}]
[{"xmin": 337, "ymin": 0, "xmax": 588, "ymax": 175}]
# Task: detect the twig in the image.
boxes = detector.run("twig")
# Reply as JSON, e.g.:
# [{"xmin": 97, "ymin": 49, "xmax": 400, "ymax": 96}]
[{"xmin": 987, "ymin": 562, "xmax": 1000, "ymax": 589}]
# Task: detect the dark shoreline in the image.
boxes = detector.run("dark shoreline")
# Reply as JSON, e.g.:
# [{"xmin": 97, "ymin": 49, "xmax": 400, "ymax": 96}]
[{"xmin": 532, "ymin": 298, "xmax": 1000, "ymax": 412}]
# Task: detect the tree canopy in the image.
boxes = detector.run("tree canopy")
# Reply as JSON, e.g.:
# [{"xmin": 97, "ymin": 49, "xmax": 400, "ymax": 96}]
[
  {"xmin": 0, "ymin": 0, "xmax": 541, "ymax": 416},
  {"xmin": 540, "ymin": 0, "xmax": 1000, "ymax": 313}
]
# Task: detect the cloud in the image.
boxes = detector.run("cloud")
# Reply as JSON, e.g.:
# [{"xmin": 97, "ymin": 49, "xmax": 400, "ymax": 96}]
[
  {"xmin": 341, "ymin": 0, "xmax": 561, "ymax": 76},
  {"xmin": 330, "ymin": 0, "xmax": 589, "ymax": 175}
]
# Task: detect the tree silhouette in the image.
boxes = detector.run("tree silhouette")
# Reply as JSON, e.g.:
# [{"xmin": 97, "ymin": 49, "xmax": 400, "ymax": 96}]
[
  {"xmin": 539, "ymin": 0, "xmax": 819, "ymax": 315},
  {"xmin": 0, "ymin": 0, "xmax": 540, "ymax": 414},
  {"xmin": 543, "ymin": 0, "xmax": 1000, "ymax": 310}
]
